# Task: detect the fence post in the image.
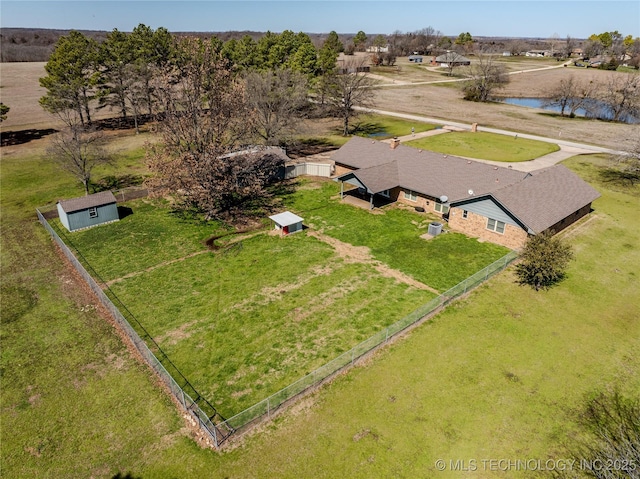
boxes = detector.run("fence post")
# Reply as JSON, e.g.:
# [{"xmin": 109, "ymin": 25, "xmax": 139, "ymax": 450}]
[{"xmin": 267, "ymin": 398, "xmax": 270, "ymax": 419}]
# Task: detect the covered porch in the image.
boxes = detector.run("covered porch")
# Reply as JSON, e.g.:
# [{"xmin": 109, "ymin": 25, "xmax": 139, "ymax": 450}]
[{"xmin": 334, "ymin": 165, "xmax": 398, "ymax": 210}]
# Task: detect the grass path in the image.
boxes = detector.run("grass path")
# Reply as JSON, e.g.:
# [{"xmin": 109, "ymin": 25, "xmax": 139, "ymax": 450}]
[{"xmin": 104, "ymin": 250, "xmax": 211, "ymax": 287}]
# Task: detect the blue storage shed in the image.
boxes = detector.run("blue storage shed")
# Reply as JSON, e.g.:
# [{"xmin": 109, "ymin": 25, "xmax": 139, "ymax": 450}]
[{"xmin": 57, "ymin": 191, "xmax": 119, "ymax": 232}]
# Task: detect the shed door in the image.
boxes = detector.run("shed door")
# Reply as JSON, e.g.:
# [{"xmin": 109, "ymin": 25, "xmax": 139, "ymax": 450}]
[{"xmin": 283, "ymin": 225, "xmax": 289, "ymax": 235}]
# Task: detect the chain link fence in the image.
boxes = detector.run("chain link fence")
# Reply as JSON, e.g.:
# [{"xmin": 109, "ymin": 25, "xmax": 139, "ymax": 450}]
[
  {"xmin": 216, "ymin": 250, "xmax": 518, "ymax": 432},
  {"xmin": 36, "ymin": 208, "xmax": 233, "ymax": 447},
  {"xmin": 37, "ymin": 204, "xmax": 517, "ymax": 446}
]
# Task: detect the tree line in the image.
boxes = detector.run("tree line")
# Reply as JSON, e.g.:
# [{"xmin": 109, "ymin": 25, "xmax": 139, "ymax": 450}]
[
  {"xmin": 40, "ymin": 25, "xmax": 377, "ymax": 220},
  {"xmin": 38, "ymin": 26, "xmax": 360, "ymax": 133}
]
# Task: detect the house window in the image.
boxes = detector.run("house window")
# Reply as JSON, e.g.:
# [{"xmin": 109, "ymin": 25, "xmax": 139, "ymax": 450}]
[
  {"xmin": 462, "ymin": 210, "xmax": 468, "ymax": 219},
  {"xmin": 380, "ymin": 189, "xmax": 390, "ymax": 198},
  {"xmin": 88, "ymin": 207, "xmax": 98, "ymax": 219},
  {"xmin": 404, "ymin": 190, "xmax": 417, "ymax": 202},
  {"xmin": 487, "ymin": 218, "xmax": 505, "ymax": 234},
  {"xmin": 434, "ymin": 202, "xmax": 449, "ymax": 214}
]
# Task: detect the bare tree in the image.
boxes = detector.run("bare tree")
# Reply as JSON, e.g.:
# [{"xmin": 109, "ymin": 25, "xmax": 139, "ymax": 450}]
[
  {"xmin": 326, "ymin": 56, "xmax": 376, "ymax": 136},
  {"xmin": 461, "ymin": 53, "xmax": 509, "ymax": 102},
  {"xmin": 245, "ymin": 69, "xmax": 309, "ymax": 145},
  {"xmin": 563, "ymin": 35, "xmax": 576, "ymax": 58},
  {"xmin": 555, "ymin": 391, "xmax": 640, "ymax": 479},
  {"xmin": 506, "ymin": 39, "xmax": 527, "ymax": 56},
  {"xmin": 146, "ymin": 37, "xmax": 282, "ymax": 220},
  {"xmin": 611, "ymin": 131, "xmax": 640, "ymax": 184},
  {"xmin": 48, "ymin": 124, "xmax": 111, "ymax": 195},
  {"xmin": 548, "ymin": 33, "xmax": 561, "ymax": 57},
  {"xmin": 597, "ymin": 73, "xmax": 640, "ymax": 122},
  {"xmin": 543, "ymin": 75, "xmax": 597, "ymax": 117}
]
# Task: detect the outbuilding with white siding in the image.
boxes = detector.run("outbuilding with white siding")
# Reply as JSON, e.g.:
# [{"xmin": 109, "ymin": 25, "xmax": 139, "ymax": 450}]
[{"xmin": 268, "ymin": 211, "xmax": 304, "ymax": 235}]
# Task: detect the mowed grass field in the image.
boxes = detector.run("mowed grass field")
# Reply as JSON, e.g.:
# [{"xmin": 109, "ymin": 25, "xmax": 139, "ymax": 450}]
[
  {"xmin": 58, "ymin": 178, "xmax": 507, "ymax": 416},
  {"xmin": 3, "ymin": 136, "xmax": 638, "ymax": 477},
  {"xmin": 406, "ymin": 131, "xmax": 560, "ymax": 162}
]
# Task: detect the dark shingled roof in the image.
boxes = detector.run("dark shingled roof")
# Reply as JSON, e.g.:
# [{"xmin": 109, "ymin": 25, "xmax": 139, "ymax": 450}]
[
  {"xmin": 490, "ymin": 165, "xmax": 601, "ymax": 233},
  {"xmin": 333, "ymin": 137, "xmax": 600, "ymax": 232},
  {"xmin": 333, "ymin": 136, "xmax": 527, "ymax": 201},
  {"xmin": 58, "ymin": 191, "xmax": 117, "ymax": 214},
  {"xmin": 350, "ymin": 160, "xmax": 400, "ymax": 194}
]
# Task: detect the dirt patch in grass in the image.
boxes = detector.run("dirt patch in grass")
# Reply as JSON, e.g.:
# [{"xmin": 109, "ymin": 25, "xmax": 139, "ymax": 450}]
[
  {"xmin": 154, "ymin": 320, "xmax": 199, "ymax": 346},
  {"xmin": 289, "ymin": 276, "xmax": 369, "ymax": 322},
  {"xmin": 308, "ymin": 230, "xmax": 439, "ymax": 293},
  {"xmin": 232, "ymin": 261, "xmax": 342, "ymax": 312}
]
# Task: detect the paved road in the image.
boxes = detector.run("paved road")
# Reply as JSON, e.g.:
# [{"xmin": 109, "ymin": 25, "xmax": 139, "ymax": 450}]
[
  {"xmin": 357, "ymin": 106, "xmax": 624, "ymax": 172},
  {"xmin": 368, "ymin": 60, "xmax": 575, "ymax": 88}
]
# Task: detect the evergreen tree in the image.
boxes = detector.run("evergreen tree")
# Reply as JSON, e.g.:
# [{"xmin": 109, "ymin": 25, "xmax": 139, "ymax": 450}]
[{"xmin": 39, "ymin": 30, "xmax": 100, "ymax": 126}]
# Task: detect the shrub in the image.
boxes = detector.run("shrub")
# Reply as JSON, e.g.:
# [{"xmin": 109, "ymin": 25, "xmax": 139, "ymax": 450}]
[{"xmin": 515, "ymin": 232, "xmax": 574, "ymax": 290}]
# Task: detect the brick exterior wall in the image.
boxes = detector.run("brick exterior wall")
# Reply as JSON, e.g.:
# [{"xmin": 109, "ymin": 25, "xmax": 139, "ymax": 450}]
[
  {"xmin": 448, "ymin": 207, "xmax": 529, "ymax": 249},
  {"xmin": 396, "ymin": 189, "xmax": 448, "ymax": 218},
  {"xmin": 543, "ymin": 203, "xmax": 592, "ymax": 235},
  {"xmin": 333, "ymin": 163, "xmax": 356, "ymax": 177}
]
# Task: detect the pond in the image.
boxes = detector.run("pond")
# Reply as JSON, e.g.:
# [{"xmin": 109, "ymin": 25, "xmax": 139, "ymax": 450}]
[{"xmin": 499, "ymin": 97, "xmax": 639, "ymax": 124}]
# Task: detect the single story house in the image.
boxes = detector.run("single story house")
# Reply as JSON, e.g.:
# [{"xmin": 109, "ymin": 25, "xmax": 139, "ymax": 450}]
[
  {"xmin": 332, "ymin": 137, "xmax": 600, "ymax": 249},
  {"xmin": 269, "ymin": 211, "xmax": 304, "ymax": 235},
  {"xmin": 408, "ymin": 55, "xmax": 423, "ymax": 63},
  {"xmin": 432, "ymin": 52, "xmax": 471, "ymax": 67},
  {"xmin": 57, "ymin": 190, "xmax": 119, "ymax": 232},
  {"xmin": 525, "ymin": 50, "xmax": 550, "ymax": 57}
]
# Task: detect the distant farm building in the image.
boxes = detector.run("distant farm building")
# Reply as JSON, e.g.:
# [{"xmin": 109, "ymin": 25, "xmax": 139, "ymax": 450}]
[
  {"xmin": 408, "ymin": 55, "xmax": 423, "ymax": 63},
  {"xmin": 269, "ymin": 211, "xmax": 304, "ymax": 235},
  {"xmin": 57, "ymin": 191, "xmax": 119, "ymax": 232}
]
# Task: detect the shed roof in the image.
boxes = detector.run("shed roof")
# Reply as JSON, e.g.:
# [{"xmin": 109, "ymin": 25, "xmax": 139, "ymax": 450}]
[
  {"xmin": 269, "ymin": 211, "xmax": 304, "ymax": 227},
  {"xmin": 58, "ymin": 191, "xmax": 117, "ymax": 214}
]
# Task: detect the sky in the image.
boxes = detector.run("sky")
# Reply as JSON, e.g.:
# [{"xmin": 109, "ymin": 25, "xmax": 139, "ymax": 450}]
[{"xmin": 1, "ymin": 1, "xmax": 639, "ymax": 39}]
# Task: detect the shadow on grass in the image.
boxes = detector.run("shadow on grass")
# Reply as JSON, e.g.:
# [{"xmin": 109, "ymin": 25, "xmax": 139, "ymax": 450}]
[
  {"xmin": 351, "ymin": 121, "xmax": 387, "ymax": 137},
  {"xmin": 93, "ymin": 174, "xmax": 145, "ymax": 192},
  {"xmin": 117, "ymin": 205, "xmax": 134, "ymax": 220},
  {"xmin": 286, "ymin": 138, "xmax": 340, "ymax": 158},
  {"xmin": 0, "ymin": 128, "xmax": 58, "ymax": 146},
  {"xmin": 599, "ymin": 168, "xmax": 639, "ymax": 187}
]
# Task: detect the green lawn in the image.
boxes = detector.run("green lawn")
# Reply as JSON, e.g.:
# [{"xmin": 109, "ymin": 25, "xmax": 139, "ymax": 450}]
[
  {"xmin": 406, "ymin": 131, "xmax": 559, "ymax": 161},
  {"xmin": 351, "ymin": 114, "xmax": 437, "ymax": 139},
  {"xmin": 2, "ymin": 135, "xmax": 638, "ymax": 479},
  {"xmin": 284, "ymin": 179, "xmax": 509, "ymax": 291},
  {"xmin": 60, "ymin": 177, "xmax": 506, "ymax": 416},
  {"xmin": 52, "ymin": 199, "xmax": 228, "ymax": 282}
]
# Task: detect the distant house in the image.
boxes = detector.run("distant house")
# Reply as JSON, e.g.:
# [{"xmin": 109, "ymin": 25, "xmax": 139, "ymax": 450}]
[
  {"xmin": 366, "ymin": 45, "xmax": 389, "ymax": 53},
  {"xmin": 332, "ymin": 137, "xmax": 600, "ymax": 249},
  {"xmin": 408, "ymin": 55, "xmax": 423, "ymax": 63},
  {"xmin": 432, "ymin": 52, "xmax": 471, "ymax": 67},
  {"xmin": 57, "ymin": 191, "xmax": 119, "ymax": 232},
  {"xmin": 525, "ymin": 50, "xmax": 549, "ymax": 57}
]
